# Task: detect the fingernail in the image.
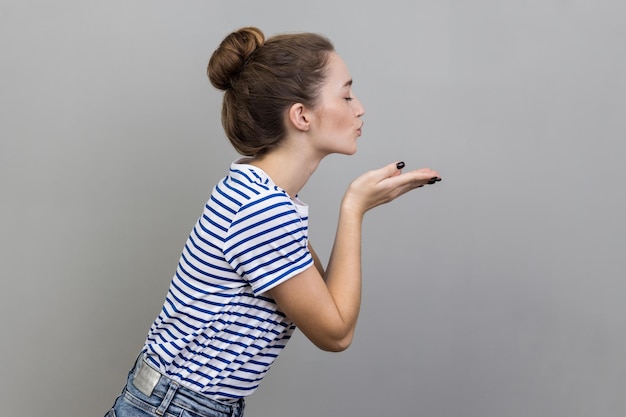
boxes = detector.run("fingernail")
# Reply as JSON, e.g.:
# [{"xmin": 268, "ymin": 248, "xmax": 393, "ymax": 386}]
[
  {"xmin": 428, "ymin": 179, "xmax": 436, "ymax": 184},
  {"xmin": 431, "ymin": 177, "xmax": 442, "ymax": 182},
  {"xmin": 396, "ymin": 161, "xmax": 405, "ymax": 170}
]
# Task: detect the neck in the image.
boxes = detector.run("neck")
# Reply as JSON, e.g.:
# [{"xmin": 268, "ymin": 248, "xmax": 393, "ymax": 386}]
[{"xmin": 248, "ymin": 144, "xmax": 323, "ymax": 199}]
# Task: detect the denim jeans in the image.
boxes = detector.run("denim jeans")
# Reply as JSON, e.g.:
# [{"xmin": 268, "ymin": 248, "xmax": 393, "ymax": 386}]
[{"xmin": 105, "ymin": 356, "xmax": 245, "ymax": 417}]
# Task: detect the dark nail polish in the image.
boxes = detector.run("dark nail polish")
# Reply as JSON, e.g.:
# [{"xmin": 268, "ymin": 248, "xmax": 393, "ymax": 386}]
[
  {"xmin": 396, "ymin": 161, "xmax": 405, "ymax": 170},
  {"xmin": 428, "ymin": 179, "xmax": 436, "ymax": 184},
  {"xmin": 430, "ymin": 177, "xmax": 442, "ymax": 182}
]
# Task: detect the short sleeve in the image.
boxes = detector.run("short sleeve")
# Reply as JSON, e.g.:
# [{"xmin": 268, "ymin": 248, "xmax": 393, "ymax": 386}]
[{"xmin": 223, "ymin": 191, "xmax": 313, "ymax": 295}]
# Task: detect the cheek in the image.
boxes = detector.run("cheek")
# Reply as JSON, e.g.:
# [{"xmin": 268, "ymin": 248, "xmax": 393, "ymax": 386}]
[{"xmin": 324, "ymin": 107, "xmax": 352, "ymax": 131}]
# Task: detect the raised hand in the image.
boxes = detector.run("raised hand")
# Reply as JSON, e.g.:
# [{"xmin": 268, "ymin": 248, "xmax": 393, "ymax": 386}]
[{"xmin": 342, "ymin": 161, "xmax": 441, "ymax": 215}]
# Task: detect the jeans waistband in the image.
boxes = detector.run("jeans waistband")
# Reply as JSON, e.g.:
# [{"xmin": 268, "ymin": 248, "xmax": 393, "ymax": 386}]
[{"xmin": 126, "ymin": 355, "xmax": 245, "ymax": 417}]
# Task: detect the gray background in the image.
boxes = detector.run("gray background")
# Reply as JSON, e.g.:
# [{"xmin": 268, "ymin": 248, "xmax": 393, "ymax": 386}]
[{"xmin": 1, "ymin": 1, "xmax": 625, "ymax": 416}]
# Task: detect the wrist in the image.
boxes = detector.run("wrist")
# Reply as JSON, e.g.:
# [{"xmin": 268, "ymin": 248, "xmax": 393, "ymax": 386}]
[{"xmin": 339, "ymin": 195, "xmax": 366, "ymax": 220}]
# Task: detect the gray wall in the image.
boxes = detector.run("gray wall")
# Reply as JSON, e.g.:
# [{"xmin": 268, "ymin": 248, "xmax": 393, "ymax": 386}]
[{"xmin": 1, "ymin": 1, "xmax": 625, "ymax": 416}]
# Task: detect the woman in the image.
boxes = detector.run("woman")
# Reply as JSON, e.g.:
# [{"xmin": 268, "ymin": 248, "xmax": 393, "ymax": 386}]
[{"xmin": 105, "ymin": 26, "xmax": 441, "ymax": 417}]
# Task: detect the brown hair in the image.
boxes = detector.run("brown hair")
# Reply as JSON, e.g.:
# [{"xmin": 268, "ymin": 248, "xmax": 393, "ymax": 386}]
[{"xmin": 207, "ymin": 27, "xmax": 334, "ymax": 156}]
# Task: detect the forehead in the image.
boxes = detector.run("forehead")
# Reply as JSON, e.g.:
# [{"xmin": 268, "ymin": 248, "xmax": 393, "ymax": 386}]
[{"xmin": 324, "ymin": 52, "xmax": 352, "ymax": 87}]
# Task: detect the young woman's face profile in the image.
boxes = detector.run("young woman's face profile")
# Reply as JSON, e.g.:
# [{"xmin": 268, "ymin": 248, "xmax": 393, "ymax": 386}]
[{"xmin": 308, "ymin": 52, "xmax": 365, "ymax": 156}]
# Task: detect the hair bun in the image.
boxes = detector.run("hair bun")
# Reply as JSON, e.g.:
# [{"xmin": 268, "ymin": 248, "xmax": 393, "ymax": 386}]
[{"xmin": 207, "ymin": 27, "xmax": 265, "ymax": 90}]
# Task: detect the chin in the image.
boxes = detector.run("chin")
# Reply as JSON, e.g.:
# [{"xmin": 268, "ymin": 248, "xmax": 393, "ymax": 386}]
[
  {"xmin": 322, "ymin": 140, "xmax": 358, "ymax": 156},
  {"xmin": 337, "ymin": 146, "xmax": 357, "ymax": 156},
  {"xmin": 342, "ymin": 140, "xmax": 359, "ymax": 155}
]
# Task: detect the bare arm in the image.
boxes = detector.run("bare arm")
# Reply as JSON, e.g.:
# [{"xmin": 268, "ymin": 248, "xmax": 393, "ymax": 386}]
[
  {"xmin": 308, "ymin": 242, "xmax": 325, "ymax": 277},
  {"xmin": 268, "ymin": 162, "xmax": 441, "ymax": 351}
]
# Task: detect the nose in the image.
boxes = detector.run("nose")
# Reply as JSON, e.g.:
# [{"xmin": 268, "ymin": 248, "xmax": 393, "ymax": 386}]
[{"xmin": 354, "ymin": 97, "xmax": 365, "ymax": 118}]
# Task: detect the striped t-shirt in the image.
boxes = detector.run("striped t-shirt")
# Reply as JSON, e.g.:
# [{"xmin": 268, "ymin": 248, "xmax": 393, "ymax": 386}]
[{"xmin": 143, "ymin": 159, "xmax": 314, "ymax": 402}]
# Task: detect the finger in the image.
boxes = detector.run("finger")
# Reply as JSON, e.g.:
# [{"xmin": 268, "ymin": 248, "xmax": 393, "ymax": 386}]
[
  {"xmin": 384, "ymin": 169, "xmax": 441, "ymax": 191},
  {"xmin": 370, "ymin": 161, "xmax": 407, "ymax": 182},
  {"xmin": 381, "ymin": 170, "xmax": 427, "ymax": 189},
  {"xmin": 407, "ymin": 169, "xmax": 441, "ymax": 182}
]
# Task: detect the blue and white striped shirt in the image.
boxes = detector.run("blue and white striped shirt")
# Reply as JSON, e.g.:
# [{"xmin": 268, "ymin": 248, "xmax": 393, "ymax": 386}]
[{"xmin": 143, "ymin": 160, "xmax": 313, "ymax": 402}]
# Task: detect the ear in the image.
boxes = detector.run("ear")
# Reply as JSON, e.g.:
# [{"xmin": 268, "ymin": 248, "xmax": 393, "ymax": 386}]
[{"xmin": 287, "ymin": 103, "xmax": 310, "ymax": 132}]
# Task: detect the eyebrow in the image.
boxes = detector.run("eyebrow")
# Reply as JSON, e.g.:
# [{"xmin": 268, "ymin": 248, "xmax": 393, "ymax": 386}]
[{"xmin": 342, "ymin": 79, "xmax": 353, "ymax": 88}]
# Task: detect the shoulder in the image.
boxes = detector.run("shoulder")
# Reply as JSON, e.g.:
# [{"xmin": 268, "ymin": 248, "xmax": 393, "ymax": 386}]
[
  {"xmin": 209, "ymin": 163, "xmax": 284, "ymax": 212},
  {"xmin": 220, "ymin": 162, "xmax": 297, "ymax": 213},
  {"xmin": 209, "ymin": 162, "xmax": 308, "ymax": 238}
]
